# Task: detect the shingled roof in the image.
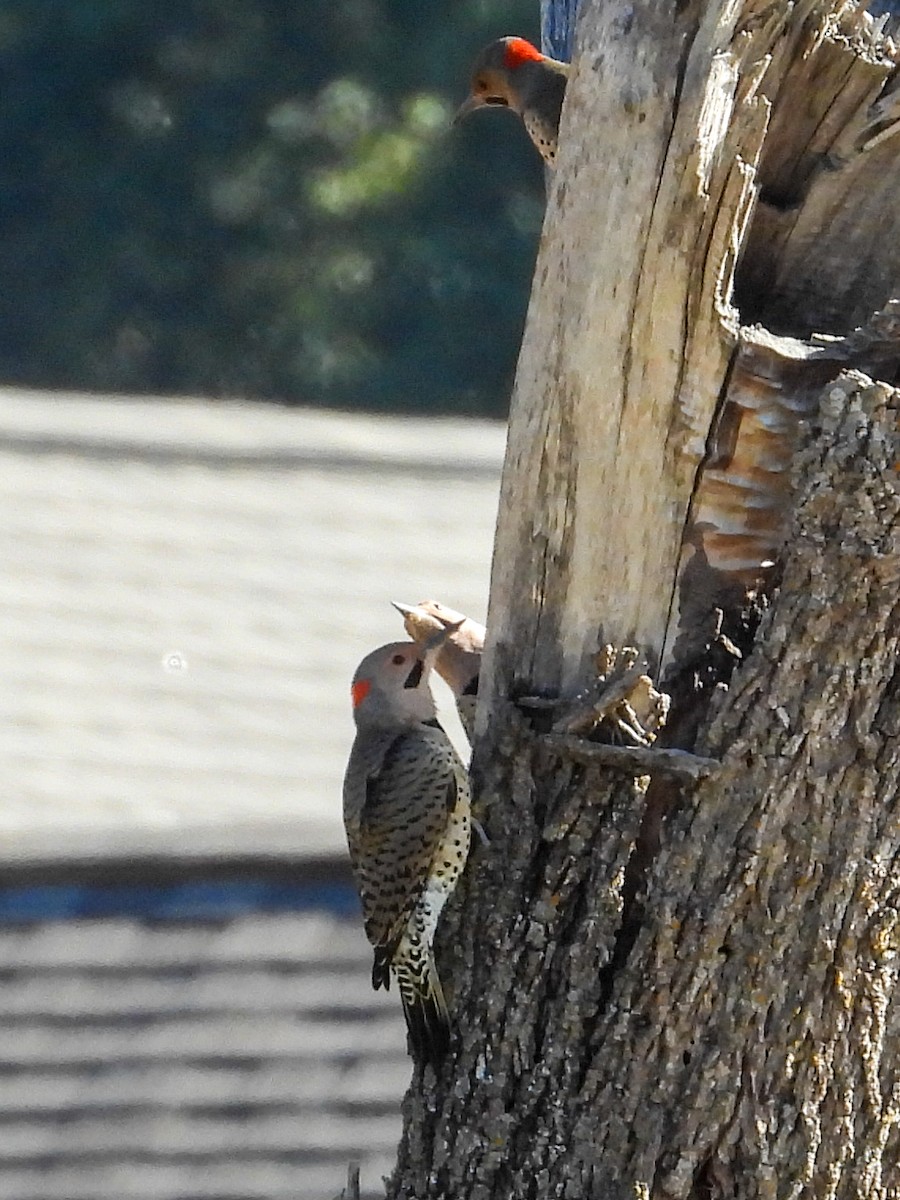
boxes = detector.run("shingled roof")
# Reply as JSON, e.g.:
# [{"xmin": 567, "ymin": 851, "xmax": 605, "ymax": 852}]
[
  {"xmin": 0, "ymin": 388, "xmax": 502, "ymax": 862},
  {"xmin": 0, "ymin": 905, "xmax": 410, "ymax": 1200},
  {"xmin": 0, "ymin": 388, "xmax": 504, "ymax": 1199}
]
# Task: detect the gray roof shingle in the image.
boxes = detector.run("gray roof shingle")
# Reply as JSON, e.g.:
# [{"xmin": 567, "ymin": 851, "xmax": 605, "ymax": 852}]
[
  {"xmin": 0, "ymin": 388, "xmax": 503, "ymax": 1199},
  {"xmin": 0, "ymin": 911, "xmax": 410, "ymax": 1200},
  {"xmin": 0, "ymin": 388, "xmax": 503, "ymax": 863}
]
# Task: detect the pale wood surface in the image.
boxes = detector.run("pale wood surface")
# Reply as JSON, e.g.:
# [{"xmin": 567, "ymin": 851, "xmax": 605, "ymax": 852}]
[{"xmin": 482, "ymin": 0, "xmax": 900, "ymax": 716}]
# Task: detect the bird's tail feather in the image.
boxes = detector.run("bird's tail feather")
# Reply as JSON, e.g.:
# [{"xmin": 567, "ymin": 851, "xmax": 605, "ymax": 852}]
[{"xmin": 396, "ymin": 956, "xmax": 451, "ymax": 1066}]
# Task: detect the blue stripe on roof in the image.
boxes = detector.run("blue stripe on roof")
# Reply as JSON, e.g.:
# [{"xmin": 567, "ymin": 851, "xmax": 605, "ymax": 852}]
[{"xmin": 0, "ymin": 879, "xmax": 361, "ymax": 923}]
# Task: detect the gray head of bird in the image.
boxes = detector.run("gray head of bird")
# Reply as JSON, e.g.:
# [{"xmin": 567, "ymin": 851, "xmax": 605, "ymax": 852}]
[{"xmin": 350, "ymin": 638, "xmax": 452, "ymax": 729}]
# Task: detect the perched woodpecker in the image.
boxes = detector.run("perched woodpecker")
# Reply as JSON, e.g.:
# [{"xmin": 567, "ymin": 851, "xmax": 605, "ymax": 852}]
[
  {"xmin": 455, "ymin": 36, "xmax": 570, "ymax": 165},
  {"xmin": 392, "ymin": 600, "xmax": 484, "ymax": 743},
  {"xmin": 343, "ymin": 639, "xmax": 471, "ymax": 1065}
]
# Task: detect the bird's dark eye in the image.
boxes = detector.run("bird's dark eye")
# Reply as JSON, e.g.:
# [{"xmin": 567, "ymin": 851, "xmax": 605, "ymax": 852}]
[{"xmin": 391, "ymin": 654, "xmax": 406, "ymax": 666}]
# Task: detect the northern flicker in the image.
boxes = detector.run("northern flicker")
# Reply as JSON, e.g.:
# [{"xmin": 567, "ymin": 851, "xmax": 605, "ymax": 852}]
[
  {"xmin": 343, "ymin": 638, "xmax": 471, "ymax": 1065},
  {"xmin": 392, "ymin": 600, "xmax": 484, "ymax": 743},
  {"xmin": 455, "ymin": 36, "xmax": 570, "ymax": 165}
]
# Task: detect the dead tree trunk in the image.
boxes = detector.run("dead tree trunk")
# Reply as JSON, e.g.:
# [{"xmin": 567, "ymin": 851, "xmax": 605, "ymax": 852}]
[{"xmin": 388, "ymin": 0, "xmax": 900, "ymax": 1196}]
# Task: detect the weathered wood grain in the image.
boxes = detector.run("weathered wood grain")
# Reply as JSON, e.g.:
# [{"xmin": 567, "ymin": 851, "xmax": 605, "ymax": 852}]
[
  {"xmin": 482, "ymin": 0, "xmax": 900, "ymax": 718},
  {"xmin": 484, "ymin": 0, "xmax": 754, "ymax": 704}
]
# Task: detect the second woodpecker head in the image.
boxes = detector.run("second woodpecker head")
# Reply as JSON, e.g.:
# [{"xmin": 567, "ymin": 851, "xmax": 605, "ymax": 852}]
[
  {"xmin": 392, "ymin": 599, "xmax": 483, "ymax": 702},
  {"xmin": 392, "ymin": 600, "xmax": 484, "ymax": 656},
  {"xmin": 455, "ymin": 36, "xmax": 570, "ymax": 166}
]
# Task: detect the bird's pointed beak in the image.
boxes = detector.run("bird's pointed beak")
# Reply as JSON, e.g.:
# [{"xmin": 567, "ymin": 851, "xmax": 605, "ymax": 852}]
[
  {"xmin": 453, "ymin": 94, "xmax": 485, "ymax": 126},
  {"xmin": 391, "ymin": 601, "xmax": 418, "ymax": 618}
]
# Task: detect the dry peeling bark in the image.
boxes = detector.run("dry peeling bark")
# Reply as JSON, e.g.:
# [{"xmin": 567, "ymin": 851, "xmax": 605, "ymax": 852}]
[
  {"xmin": 384, "ymin": 0, "xmax": 900, "ymax": 1195},
  {"xmin": 666, "ymin": 310, "xmax": 900, "ymax": 745}
]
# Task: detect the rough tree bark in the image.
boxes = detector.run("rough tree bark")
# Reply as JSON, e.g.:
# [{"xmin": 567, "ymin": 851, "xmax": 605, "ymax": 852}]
[{"xmin": 387, "ymin": 0, "xmax": 900, "ymax": 1196}]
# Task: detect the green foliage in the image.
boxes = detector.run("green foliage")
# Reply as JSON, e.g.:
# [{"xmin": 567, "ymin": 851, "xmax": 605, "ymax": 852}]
[{"xmin": 0, "ymin": 0, "xmax": 540, "ymax": 415}]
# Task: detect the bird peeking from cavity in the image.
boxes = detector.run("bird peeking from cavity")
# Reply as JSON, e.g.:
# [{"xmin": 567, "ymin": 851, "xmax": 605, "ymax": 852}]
[
  {"xmin": 455, "ymin": 36, "xmax": 570, "ymax": 166},
  {"xmin": 342, "ymin": 635, "xmax": 471, "ymax": 1067},
  {"xmin": 392, "ymin": 599, "xmax": 484, "ymax": 745}
]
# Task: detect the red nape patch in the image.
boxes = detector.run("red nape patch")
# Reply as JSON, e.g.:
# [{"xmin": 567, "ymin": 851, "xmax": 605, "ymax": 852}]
[
  {"xmin": 351, "ymin": 679, "xmax": 371, "ymax": 708},
  {"xmin": 504, "ymin": 37, "xmax": 543, "ymax": 69}
]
